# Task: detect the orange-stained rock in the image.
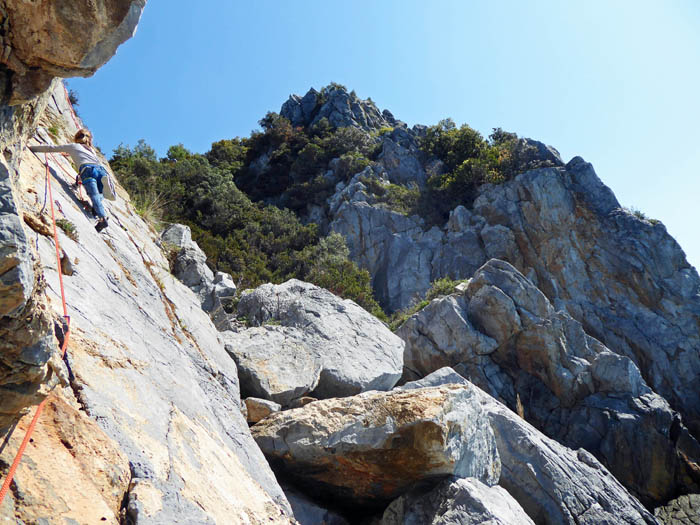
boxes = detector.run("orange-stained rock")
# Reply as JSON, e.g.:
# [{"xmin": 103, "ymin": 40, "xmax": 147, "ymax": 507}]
[
  {"xmin": 0, "ymin": 1, "xmax": 147, "ymax": 104},
  {"xmin": 252, "ymin": 385, "xmax": 500, "ymax": 508},
  {"xmin": 0, "ymin": 394, "xmax": 130, "ymax": 523}
]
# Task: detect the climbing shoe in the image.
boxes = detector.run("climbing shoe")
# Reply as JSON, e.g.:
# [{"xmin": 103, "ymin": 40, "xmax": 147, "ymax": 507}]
[{"xmin": 95, "ymin": 218, "xmax": 109, "ymax": 232}]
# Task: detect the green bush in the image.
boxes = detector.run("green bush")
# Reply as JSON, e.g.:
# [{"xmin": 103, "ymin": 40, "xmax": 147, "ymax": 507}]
[
  {"xmin": 233, "ymin": 113, "xmax": 378, "ymax": 212},
  {"xmin": 624, "ymin": 206, "xmax": 660, "ymax": 225},
  {"xmin": 425, "ymin": 277, "xmax": 460, "ymax": 300},
  {"xmin": 112, "ymin": 144, "xmax": 385, "ymax": 317},
  {"xmin": 56, "ymin": 218, "xmax": 78, "ymax": 242},
  {"xmin": 388, "ymin": 300, "xmax": 429, "ymax": 332},
  {"xmin": 416, "ymin": 122, "xmax": 559, "ymax": 223},
  {"xmin": 360, "ymin": 176, "xmax": 421, "ymax": 216},
  {"xmin": 388, "ymin": 277, "xmax": 461, "ymax": 331}
]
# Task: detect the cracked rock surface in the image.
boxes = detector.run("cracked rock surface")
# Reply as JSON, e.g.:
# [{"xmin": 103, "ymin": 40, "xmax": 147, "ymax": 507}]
[
  {"xmin": 0, "ymin": 84, "xmax": 294, "ymax": 524},
  {"xmin": 655, "ymin": 494, "xmax": 700, "ymax": 525},
  {"xmin": 395, "ymin": 369, "xmax": 659, "ymax": 525},
  {"xmin": 397, "ymin": 259, "xmax": 700, "ymax": 506}
]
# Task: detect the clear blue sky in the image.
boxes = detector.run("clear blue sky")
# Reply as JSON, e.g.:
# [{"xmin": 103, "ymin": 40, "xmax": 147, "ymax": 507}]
[{"xmin": 69, "ymin": 0, "xmax": 700, "ymax": 270}]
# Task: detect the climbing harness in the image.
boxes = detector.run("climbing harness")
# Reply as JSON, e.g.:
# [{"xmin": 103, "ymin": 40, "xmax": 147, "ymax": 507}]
[{"xmin": 0, "ymin": 155, "xmax": 72, "ymax": 506}]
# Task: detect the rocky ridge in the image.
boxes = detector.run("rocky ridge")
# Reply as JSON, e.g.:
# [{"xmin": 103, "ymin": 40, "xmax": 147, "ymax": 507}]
[{"xmin": 272, "ymin": 85, "xmax": 700, "ymax": 429}]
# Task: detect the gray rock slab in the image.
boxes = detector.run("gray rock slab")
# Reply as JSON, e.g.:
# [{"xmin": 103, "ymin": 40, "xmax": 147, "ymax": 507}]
[
  {"xmin": 380, "ymin": 477, "xmax": 535, "ymax": 525},
  {"xmin": 234, "ymin": 279, "xmax": 404, "ymax": 399},
  {"xmin": 225, "ymin": 326, "xmax": 323, "ymax": 406},
  {"xmin": 400, "ymin": 371, "xmax": 660, "ymax": 524},
  {"xmin": 470, "ymin": 385, "xmax": 659, "ymax": 525},
  {"xmin": 13, "ymin": 94, "xmax": 294, "ymax": 522},
  {"xmin": 397, "ymin": 366, "xmax": 471, "ymax": 391}
]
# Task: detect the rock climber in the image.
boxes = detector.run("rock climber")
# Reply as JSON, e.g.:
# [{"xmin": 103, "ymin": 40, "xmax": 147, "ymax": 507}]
[{"xmin": 30, "ymin": 128, "xmax": 110, "ymax": 232}]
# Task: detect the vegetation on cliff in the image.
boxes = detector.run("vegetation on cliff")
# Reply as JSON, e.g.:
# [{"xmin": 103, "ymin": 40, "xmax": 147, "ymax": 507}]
[
  {"xmin": 111, "ymin": 140, "xmax": 386, "ymax": 319},
  {"xmin": 111, "ymin": 84, "xmax": 562, "ymax": 320}
]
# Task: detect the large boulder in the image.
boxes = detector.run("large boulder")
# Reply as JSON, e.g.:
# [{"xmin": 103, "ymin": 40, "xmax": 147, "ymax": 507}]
[
  {"xmin": 397, "ymin": 259, "xmax": 700, "ymax": 506},
  {"xmin": 380, "ymin": 477, "xmax": 535, "ymax": 525},
  {"xmin": 395, "ymin": 370, "xmax": 659, "ymax": 525},
  {"xmin": 162, "ymin": 224, "xmax": 215, "ymax": 292},
  {"xmin": 397, "ymin": 293, "xmax": 498, "ymax": 385},
  {"xmin": 226, "ymin": 279, "xmax": 403, "ymax": 402},
  {"xmin": 252, "ymin": 385, "xmax": 500, "ymax": 508},
  {"xmin": 224, "ymin": 325, "xmax": 323, "ymax": 406},
  {"xmin": 0, "ymin": 0, "xmax": 147, "ymax": 104},
  {"xmin": 161, "ymin": 223, "xmax": 236, "ymax": 330}
]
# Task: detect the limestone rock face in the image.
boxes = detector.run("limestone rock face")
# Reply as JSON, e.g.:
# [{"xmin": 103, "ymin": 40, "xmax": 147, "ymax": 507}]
[
  {"xmin": 380, "ymin": 477, "xmax": 535, "ymax": 525},
  {"xmin": 377, "ymin": 128, "xmax": 428, "ymax": 188},
  {"xmin": 329, "ymin": 156, "xmax": 700, "ymax": 435},
  {"xmin": 330, "ymin": 199, "xmax": 487, "ymax": 312},
  {"xmin": 469, "ymin": 162, "xmax": 700, "ymax": 428},
  {"xmin": 226, "ymin": 279, "xmax": 404, "ymax": 401},
  {"xmin": 0, "ymin": 86, "xmax": 70, "ymax": 430},
  {"xmin": 252, "ymin": 385, "xmax": 500, "ymax": 507},
  {"xmin": 0, "ymin": 0, "xmax": 147, "ymax": 104},
  {"xmin": 397, "ymin": 260, "xmax": 700, "ymax": 507},
  {"xmin": 0, "ymin": 87, "xmax": 295, "ymax": 523},
  {"xmin": 0, "ymin": 0, "xmax": 146, "ymax": 430}
]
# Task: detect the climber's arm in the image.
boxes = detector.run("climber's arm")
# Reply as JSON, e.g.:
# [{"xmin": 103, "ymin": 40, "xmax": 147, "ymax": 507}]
[{"xmin": 29, "ymin": 144, "xmax": 74, "ymax": 154}]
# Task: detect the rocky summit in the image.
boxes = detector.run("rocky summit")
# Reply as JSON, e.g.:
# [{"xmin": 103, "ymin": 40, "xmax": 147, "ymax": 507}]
[{"xmin": 1, "ymin": 3, "xmax": 699, "ymax": 524}]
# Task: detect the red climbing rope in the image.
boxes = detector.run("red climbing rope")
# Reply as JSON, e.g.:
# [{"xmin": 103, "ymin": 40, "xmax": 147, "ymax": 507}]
[
  {"xmin": 61, "ymin": 82, "xmax": 82, "ymax": 131},
  {"xmin": 0, "ymin": 155, "xmax": 72, "ymax": 506}
]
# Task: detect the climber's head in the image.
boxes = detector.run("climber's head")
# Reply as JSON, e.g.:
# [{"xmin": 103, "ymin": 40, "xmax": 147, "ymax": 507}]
[{"xmin": 74, "ymin": 128, "xmax": 93, "ymax": 147}]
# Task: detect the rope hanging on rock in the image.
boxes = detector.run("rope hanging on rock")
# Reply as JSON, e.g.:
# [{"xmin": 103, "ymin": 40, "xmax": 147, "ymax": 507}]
[
  {"xmin": 0, "ymin": 155, "xmax": 72, "ymax": 506},
  {"xmin": 61, "ymin": 82, "xmax": 82, "ymax": 131}
]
